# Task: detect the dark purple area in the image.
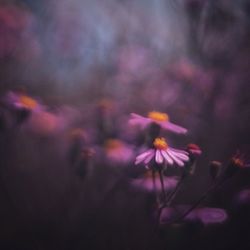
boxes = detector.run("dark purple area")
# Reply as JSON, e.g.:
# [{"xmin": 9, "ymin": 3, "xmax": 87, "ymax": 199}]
[{"xmin": 0, "ymin": 0, "xmax": 250, "ymax": 249}]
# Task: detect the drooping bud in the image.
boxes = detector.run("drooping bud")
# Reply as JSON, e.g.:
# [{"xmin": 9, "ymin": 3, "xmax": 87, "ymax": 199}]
[{"xmin": 209, "ymin": 161, "xmax": 223, "ymax": 180}]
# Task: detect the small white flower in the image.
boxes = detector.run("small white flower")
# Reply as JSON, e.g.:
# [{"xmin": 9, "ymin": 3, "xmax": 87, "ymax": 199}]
[
  {"xmin": 129, "ymin": 111, "xmax": 187, "ymax": 134},
  {"xmin": 135, "ymin": 137, "xmax": 189, "ymax": 168}
]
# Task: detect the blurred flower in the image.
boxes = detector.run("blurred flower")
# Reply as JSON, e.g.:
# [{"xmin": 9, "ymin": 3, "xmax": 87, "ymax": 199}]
[
  {"xmin": 4, "ymin": 93, "xmax": 79, "ymax": 136},
  {"xmin": 236, "ymin": 189, "xmax": 250, "ymax": 205},
  {"xmin": 0, "ymin": 4, "xmax": 40, "ymax": 60},
  {"xmin": 129, "ymin": 111, "xmax": 187, "ymax": 134},
  {"xmin": 231, "ymin": 153, "xmax": 245, "ymax": 169},
  {"xmin": 160, "ymin": 206, "xmax": 228, "ymax": 225},
  {"xmin": 224, "ymin": 151, "xmax": 249, "ymax": 178},
  {"xmin": 186, "ymin": 143, "xmax": 202, "ymax": 156},
  {"xmin": 193, "ymin": 207, "xmax": 228, "ymax": 225},
  {"xmin": 104, "ymin": 139, "xmax": 134, "ymax": 165},
  {"xmin": 131, "ymin": 170, "xmax": 179, "ymax": 192},
  {"xmin": 5, "ymin": 91, "xmax": 42, "ymax": 112},
  {"xmin": 135, "ymin": 137, "xmax": 189, "ymax": 168}
]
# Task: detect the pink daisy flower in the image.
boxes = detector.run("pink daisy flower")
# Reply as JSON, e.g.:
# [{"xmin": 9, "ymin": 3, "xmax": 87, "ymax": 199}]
[
  {"xmin": 129, "ymin": 111, "xmax": 187, "ymax": 134},
  {"xmin": 135, "ymin": 137, "xmax": 189, "ymax": 168}
]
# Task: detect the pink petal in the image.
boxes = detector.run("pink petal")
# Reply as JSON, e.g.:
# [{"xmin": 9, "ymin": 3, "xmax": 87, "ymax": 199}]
[
  {"xmin": 144, "ymin": 150, "xmax": 155, "ymax": 164},
  {"xmin": 135, "ymin": 149, "xmax": 154, "ymax": 165},
  {"xmin": 167, "ymin": 149, "xmax": 185, "ymax": 167},
  {"xmin": 161, "ymin": 150, "xmax": 174, "ymax": 165},
  {"xmin": 195, "ymin": 208, "xmax": 228, "ymax": 225},
  {"xmin": 128, "ymin": 113, "xmax": 150, "ymax": 128},
  {"xmin": 155, "ymin": 149, "xmax": 163, "ymax": 164},
  {"xmin": 169, "ymin": 148, "xmax": 189, "ymax": 161},
  {"xmin": 160, "ymin": 121, "xmax": 187, "ymax": 134},
  {"xmin": 130, "ymin": 113, "xmax": 144, "ymax": 119}
]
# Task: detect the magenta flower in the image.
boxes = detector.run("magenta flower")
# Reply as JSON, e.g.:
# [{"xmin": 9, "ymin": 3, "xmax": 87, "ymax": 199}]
[
  {"xmin": 135, "ymin": 137, "xmax": 189, "ymax": 168},
  {"xmin": 129, "ymin": 111, "xmax": 187, "ymax": 134}
]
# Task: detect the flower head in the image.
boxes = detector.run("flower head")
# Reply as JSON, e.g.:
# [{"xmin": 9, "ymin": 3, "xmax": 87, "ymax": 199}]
[
  {"xmin": 135, "ymin": 137, "xmax": 189, "ymax": 168},
  {"xmin": 148, "ymin": 111, "xmax": 169, "ymax": 122},
  {"xmin": 129, "ymin": 111, "xmax": 187, "ymax": 134},
  {"xmin": 5, "ymin": 91, "xmax": 42, "ymax": 112},
  {"xmin": 104, "ymin": 139, "xmax": 134, "ymax": 165}
]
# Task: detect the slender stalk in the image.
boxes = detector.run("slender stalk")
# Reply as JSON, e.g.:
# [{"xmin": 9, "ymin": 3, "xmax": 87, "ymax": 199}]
[
  {"xmin": 165, "ymin": 173, "xmax": 186, "ymax": 206},
  {"xmin": 159, "ymin": 169, "xmax": 167, "ymax": 203},
  {"xmin": 164, "ymin": 176, "xmax": 228, "ymax": 224}
]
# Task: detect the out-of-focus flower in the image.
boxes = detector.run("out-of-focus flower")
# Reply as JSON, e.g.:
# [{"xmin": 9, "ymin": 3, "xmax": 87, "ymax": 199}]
[
  {"xmin": 135, "ymin": 137, "xmax": 189, "ymax": 168},
  {"xmin": 69, "ymin": 128, "xmax": 87, "ymax": 141},
  {"xmin": 3, "ymin": 92, "xmax": 79, "ymax": 136},
  {"xmin": 5, "ymin": 91, "xmax": 42, "ymax": 112},
  {"xmin": 0, "ymin": 5, "xmax": 40, "ymax": 60},
  {"xmin": 236, "ymin": 189, "xmax": 250, "ymax": 205},
  {"xmin": 131, "ymin": 170, "xmax": 179, "ymax": 192},
  {"xmin": 129, "ymin": 111, "xmax": 187, "ymax": 134},
  {"xmin": 193, "ymin": 207, "xmax": 228, "ymax": 225},
  {"xmin": 224, "ymin": 151, "xmax": 249, "ymax": 178},
  {"xmin": 160, "ymin": 206, "xmax": 228, "ymax": 225},
  {"xmin": 104, "ymin": 139, "xmax": 134, "ymax": 165},
  {"xmin": 231, "ymin": 154, "xmax": 245, "ymax": 169},
  {"xmin": 186, "ymin": 143, "xmax": 202, "ymax": 156},
  {"xmin": 97, "ymin": 99, "xmax": 116, "ymax": 114}
]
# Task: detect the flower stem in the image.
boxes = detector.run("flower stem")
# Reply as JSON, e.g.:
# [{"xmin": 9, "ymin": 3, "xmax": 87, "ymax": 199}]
[
  {"xmin": 164, "ymin": 176, "xmax": 229, "ymax": 224},
  {"xmin": 159, "ymin": 169, "xmax": 167, "ymax": 203},
  {"xmin": 165, "ymin": 173, "xmax": 186, "ymax": 206}
]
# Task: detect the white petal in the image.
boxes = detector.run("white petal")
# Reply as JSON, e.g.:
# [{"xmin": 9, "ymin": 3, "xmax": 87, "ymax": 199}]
[
  {"xmin": 167, "ymin": 149, "xmax": 185, "ymax": 167},
  {"xmin": 161, "ymin": 150, "xmax": 174, "ymax": 165},
  {"xmin": 155, "ymin": 149, "xmax": 163, "ymax": 164},
  {"xmin": 135, "ymin": 149, "xmax": 154, "ymax": 165}
]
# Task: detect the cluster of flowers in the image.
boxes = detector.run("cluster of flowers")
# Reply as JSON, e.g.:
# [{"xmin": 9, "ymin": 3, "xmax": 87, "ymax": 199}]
[
  {"xmin": 131, "ymin": 111, "xmax": 190, "ymax": 168},
  {"xmin": 2, "ymin": 90, "xmax": 249, "ymax": 228}
]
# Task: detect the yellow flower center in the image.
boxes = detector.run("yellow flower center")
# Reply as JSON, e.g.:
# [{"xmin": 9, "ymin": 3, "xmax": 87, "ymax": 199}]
[
  {"xmin": 153, "ymin": 137, "xmax": 168, "ymax": 150},
  {"xmin": 147, "ymin": 111, "xmax": 169, "ymax": 122},
  {"xmin": 19, "ymin": 95, "xmax": 38, "ymax": 109}
]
